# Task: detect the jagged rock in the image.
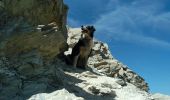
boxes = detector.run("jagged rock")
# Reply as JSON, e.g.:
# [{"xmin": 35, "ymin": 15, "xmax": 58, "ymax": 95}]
[
  {"xmin": 56, "ymin": 69, "xmax": 151, "ymax": 100},
  {"xmin": 0, "ymin": 1, "xmax": 69, "ymax": 99},
  {"xmin": 66, "ymin": 27, "xmax": 149, "ymax": 92}
]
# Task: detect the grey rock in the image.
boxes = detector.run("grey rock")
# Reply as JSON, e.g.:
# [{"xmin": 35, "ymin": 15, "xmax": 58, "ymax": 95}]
[
  {"xmin": 152, "ymin": 93, "xmax": 170, "ymax": 100},
  {"xmin": 0, "ymin": 0, "xmax": 68, "ymax": 36},
  {"xmin": 66, "ymin": 28, "xmax": 149, "ymax": 92},
  {"xmin": 28, "ymin": 89, "xmax": 84, "ymax": 100},
  {"xmin": 0, "ymin": 0, "xmax": 69, "ymax": 99}
]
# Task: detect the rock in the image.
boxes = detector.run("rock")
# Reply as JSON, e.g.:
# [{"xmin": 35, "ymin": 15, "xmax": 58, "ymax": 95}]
[
  {"xmin": 88, "ymin": 85, "xmax": 116, "ymax": 97},
  {"xmin": 66, "ymin": 27, "xmax": 149, "ymax": 92},
  {"xmin": 0, "ymin": 0, "xmax": 68, "ymax": 59},
  {"xmin": 18, "ymin": 50, "xmax": 43, "ymax": 66},
  {"xmin": 152, "ymin": 93, "xmax": 170, "ymax": 100},
  {"xmin": 0, "ymin": 14, "xmax": 69, "ymax": 100},
  {"xmin": 0, "ymin": 0, "xmax": 68, "ymax": 37},
  {"xmin": 0, "ymin": 56, "xmax": 9, "ymax": 68},
  {"xmin": 22, "ymin": 82, "xmax": 47, "ymax": 98},
  {"xmin": 0, "ymin": 57, "xmax": 67, "ymax": 100},
  {"xmin": 62, "ymin": 70, "xmax": 152, "ymax": 100},
  {"xmin": 13, "ymin": 50, "xmax": 45, "ymax": 77},
  {"xmin": 0, "ymin": 66, "xmax": 21, "ymax": 100},
  {"xmin": 115, "ymin": 83, "xmax": 152, "ymax": 100},
  {"xmin": 115, "ymin": 79, "xmax": 126, "ymax": 86},
  {"xmin": 28, "ymin": 89, "xmax": 84, "ymax": 100}
]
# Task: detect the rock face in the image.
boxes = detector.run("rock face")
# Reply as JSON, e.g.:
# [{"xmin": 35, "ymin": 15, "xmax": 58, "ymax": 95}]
[
  {"xmin": 0, "ymin": 53, "xmax": 65, "ymax": 100},
  {"xmin": 0, "ymin": 0, "xmax": 69, "ymax": 100},
  {"xmin": 0, "ymin": 0, "xmax": 68, "ymax": 37},
  {"xmin": 66, "ymin": 28, "xmax": 149, "ymax": 92},
  {"xmin": 0, "ymin": 0, "xmax": 68, "ymax": 59}
]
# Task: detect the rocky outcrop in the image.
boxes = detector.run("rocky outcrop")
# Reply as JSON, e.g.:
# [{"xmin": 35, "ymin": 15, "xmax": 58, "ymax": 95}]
[
  {"xmin": 0, "ymin": 53, "xmax": 66, "ymax": 100},
  {"xmin": 28, "ymin": 68, "xmax": 152, "ymax": 100},
  {"xmin": 0, "ymin": 0, "xmax": 69, "ymax": 99},
  {"xmin": 66, "ymin": 27, "xmax": 149, "ymax": 92},
  {"xmin": 0, "ymin": 0, "xmax": 68, "ymax": 59},
  {"xmin": 0, "ymin": 0, "xmax": 68, "ymax": 37}
]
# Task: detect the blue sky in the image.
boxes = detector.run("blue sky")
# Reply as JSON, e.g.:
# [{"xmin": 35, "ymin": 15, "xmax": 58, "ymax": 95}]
[{"xmin": 64, "ymin": 0, "xmax": 170, "ymax": 95}]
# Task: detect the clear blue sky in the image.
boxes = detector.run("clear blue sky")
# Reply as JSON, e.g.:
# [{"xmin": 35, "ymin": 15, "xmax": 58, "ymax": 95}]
[{"xmin": 64, "ymin": 0, "xmax": 170, "ymax": 95}]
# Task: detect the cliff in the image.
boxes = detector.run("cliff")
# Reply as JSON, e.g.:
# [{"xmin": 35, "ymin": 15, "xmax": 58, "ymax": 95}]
[
  {"xmin": 0, "ymin": 0, "xmax": 68, "ymax": 36},
  {"xmin": 0, "ymin": 0, "xmax": 69, "ymax": 99},
  {"xmin": 0, "ymin": 0, "xmax": 68, "ymax": 59}
]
